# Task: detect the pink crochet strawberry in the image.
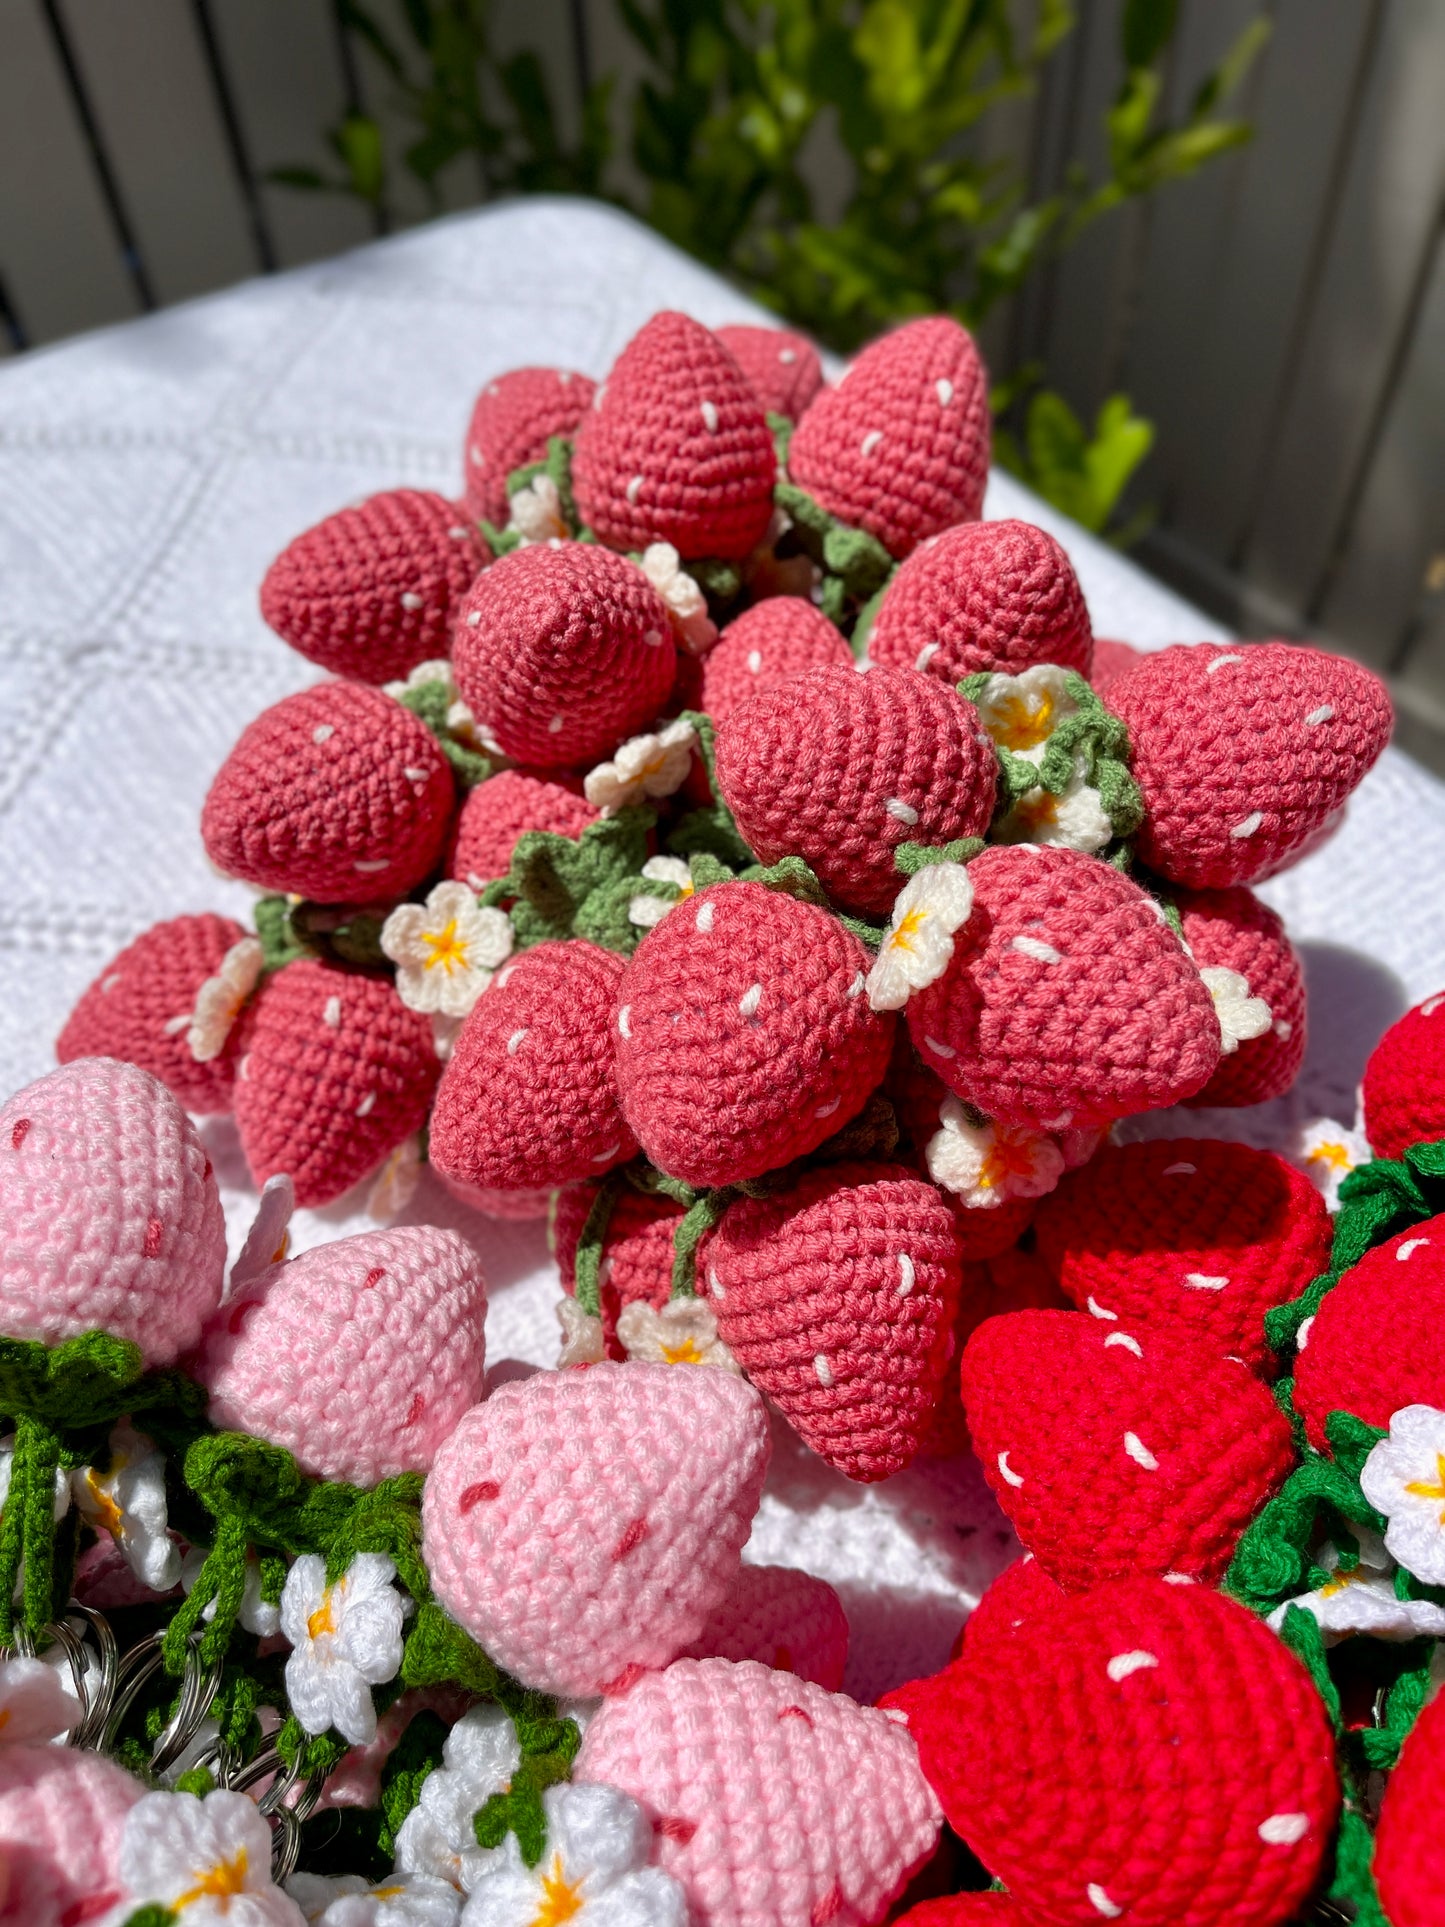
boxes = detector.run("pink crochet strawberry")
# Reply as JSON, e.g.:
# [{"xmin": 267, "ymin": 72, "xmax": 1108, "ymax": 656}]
[
  {"xmin": 682, "ymin": 1560, "xmax": 850, "ymax": 1690},
  {"xmin": 553, "ymin": 1176, "xmax": 683, "ymax": 1355},
  {"xmin": 576, "ymin": 1657, "xmax": 941, "ymax": 1927},
  {"xmin": 0, "ymin": 1744, "xmax": 141, "ymax": 1927},
  {"xmin": 615, "ymin": 881, "xmax": 895, "ymax": 1186},
  {"xmin": 1362, "ymin": 989, "xmax": 1445, "ymax": 1159},
  {"xmin": 865, "ymin": 519, "xmax": 1093, "ymax": 681},
  {"xmin": 201, "ymin": 682, "xmax": 454, "ymax": 902},
  {"xmin": 462, "ymin": 364, "xmax": 597, "ymax": 526},
  {"xmin": 1033, "ymin": 1138, "xmax": 1332, "ymax": 1373},
  {"xmin": 905, "ymin": 844, "xmax": 1221, "ymax": 1130},
  {"xmin": 1107, "ymin": 641, "xmax": 1392, "ymax": 888},
  {"xmin": 786, "ymin": 316, "xmax": 989, "ymax": 558},
  {"xmin": 0, "ymin": 1058, "xmax": 226, "ymax": 1365},
  {"xmin": 715, "ymin": 323, "xmax": 824, "ymax": 421},
  {"xmin": 259, "ymin": 488, "xmax": 486, "ymax": 684},
  {"xmin": 233, "ymin": 958, "xmax": 439, "ymax": 1207},
  {"xmin": 451, "ymin": 540, "xmax": 677, "ymax": 769},
  {"xmin": 698, "ymin": 596, "xmax": 851, "ymax": 723},
  {"xmin": 447, "ymin": 768, "xmax": 597, "ymax": 889},
  {"xmin": 194, "ymin": 1225, "xmax": 487, "ymax": 1486},
  {"xmin": 891, "ymin": 1578, "xmax": 1338, "ymax": 1927},
  {"xmin": 961, "ymin": 1308, "xmax": 1294, "ymax": 1587},
  {"xmin": 705, "ymin": 1161, "xmax": 964, "ymax": 1481},
  {"xmin": 56, "ymin": 912, "xmax": 250, "ymax": 1114},
  {"xmin": 429, "ymin": 940, "xmax": 636, "ymax": 1193},
  {"xmin": 571, "ymin": 311, "xmax": 776, "ymax": 558},
  {"xmin": 1372, "ymin": 1684, "xmax": 1445, "ymax": 1927},
  {"xmin": 715, "ymin": 664, "xmax": 997, "ymax": 916},
  {"xmin": 1175, "ymin": 884, "xmax": 1307, "ymax": 1105},
  {"xmin": 1089, "ymin": 635, "xmax": 1145, "ymax": 693},
  {"xmin": 422, "ymin": 1362, "xmax": 770, "ymax": 1694}
]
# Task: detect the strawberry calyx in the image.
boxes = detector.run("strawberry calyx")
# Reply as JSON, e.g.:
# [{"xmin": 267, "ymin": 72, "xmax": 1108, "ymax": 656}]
[
  {"xmin": 483, "ymin": 433, "xmax": 589, "ymax": 556},
  {"xmin": 480, "ymin": 806, "xmax": 659, "ymax": 954},
  {"xmin": 393, "ymin": 672, "xmax": 493, "ymax": 789},
  {"xmin": 773, "ymin": 478, "xmax": 897, "ymax": 625},
  {"xmin": 252, "ymin": 894, "xmax": 389, "ymax": 974}
]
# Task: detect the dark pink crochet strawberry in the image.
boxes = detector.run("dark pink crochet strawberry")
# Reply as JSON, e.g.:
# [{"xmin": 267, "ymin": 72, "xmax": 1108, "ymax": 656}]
[
  {"xmin": 1108, "ymin": 641, "xmax": 1392, "ymax": 888},
  {"xmin": 447, "ymin": 769, "xmax": 598, "ymax": 888},
  {"xmin": 429, "ymin": 940, "xmax": 637, "ymax": 1193},
  {"xmin": 1176, "ymin": 885, "xmax": 1306, "ymax": 1105},
  {"xmin": 715, "ymin": 663, "xmax": 997, "ymax": 916},
  {"xmin": 1362, "ymin": 990, "xmax": 1445, "ymax": 1160},
  {"xmin": 572, "ymin": 311, "xmax": 776, "ymax": 559},
  {"xmin": 1088, "ymin": 636, "xmax": 1145, "ymax": 694},
  {"xmin": 786, "ymin": 317, "xmax": 989, "ymax": 559},
  {"xmin": 961, "ymin": 1309, "xmax": 1295, "ymax": 1587},
  {"xmin": 462, "ymin": 365, "xmax": 597, "ymax": 525},
  {"xmin": 259, "ymin": 489, "xmax": 486, "ymax": 684},
  {"xmin": 699, "ymin": 597, "xmax": 851, "ymax": 723},
  {"xmin": 906, "ymin": 844, "xmax": 1221, "ymax": 1130},
  {"xmin": 451, "ymin": 541, "xmax": 677, "ymax": 769},
  {"xmin": 865, "ymin": 520, "xmax": 1092, "ymax": 681},
  {"xmin": 715, "ymin": 323, "xmax": 824, "ymax": 422},
  {"xmin": 201, "ymin": 681, "xmax": 454, "ymax": 902},
  {"xmin": 57, "ymin": 913, "xmax": 250, "ymax": 1114},
  {"xmin": 615, "ymin": 880, "xmax": 895, "ymax": 1187},
  {"xmin": 553, "ymin": 1176, "xmax": 684, "ymax": 1356},
  {"xmin": 705, "ymin": 1161, "xmax": 964, "ymax": 1482},
  {"xmin": 233, "ymin": 958, "xmax": 439, "ymax": 1206}
]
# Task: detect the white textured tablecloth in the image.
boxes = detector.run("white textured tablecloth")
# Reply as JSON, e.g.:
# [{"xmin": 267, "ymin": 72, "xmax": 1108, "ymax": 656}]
[{"xmin": 2, "ymin": 197, "xmax": 1443, "ymax": 1701}]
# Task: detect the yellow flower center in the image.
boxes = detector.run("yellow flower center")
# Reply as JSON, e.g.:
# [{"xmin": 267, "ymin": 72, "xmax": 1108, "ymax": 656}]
[
  {"xmin": 661, "ymin": 1337, "xmax": 706, "ymax": 1365},
  {"xmin": 888, "ymin": 906, "xmax": 928, "ymax": 954},
  {"xmin": 1405, "ymin": 1452, "xmax": 1445, "ymax": 1524},
  {"xmin": 1011, "ymin": 790, "xmax": 1060, "ymax": 835},
  {"xmin": 1317, "ymin": 1566, "xmax": 1366, "ymax": 1600},
  {"xmin": 1308, "ymin": 1140, "xmax": 1353, "ymax": 1174},
  {"xmin": 83, "ymin": 1468, "xmax": 126, "ymax": 1540},
  {"xmin": 531, "ymin": 1854, "xmax": 585, "ymax": 1927},
  {"xmin": 989, "ymin": 688, "xmax": 1055, "ymax": 752},
  {"xmin": 307, "ymin": 1590, "xmax": 337, "ymax": 1641},
  {"xmin": 423, "ymin": 919, "xmax": 470, "ymax": 975},
  {"xmin": 176, "ymin": 1846, "xmax": 249, "ymax": 1910},
  {"xmin": 978, "ymin": 1129, "xmax": 1040, "ymax": 1193}
]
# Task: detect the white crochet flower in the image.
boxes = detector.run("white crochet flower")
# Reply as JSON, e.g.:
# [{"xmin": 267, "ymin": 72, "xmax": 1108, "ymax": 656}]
[
  {"xmin": 0, "ymin": 1653, "xmax": 81, "ymax": 1745},
  {"xmin": 180, "ymin": 1546, "xmax": 282, "ymax": 1640},
  {"xmin": 72, "ymin": 1420, "xmax": 181, "ymax": 1593},
  {"xmin": 460, "ymin": 1781, "xmax": 687, "ymax": 1927},
  {"xmin": 383, "ymin": 881, "xmax": 514, "ymax": 1020},
  {"xmin": 926, "ymin": 1099, "xmax": 1065, "ymax": 1208},
  {"xmin": 617, "ymin": 1298, "xmax": 740, "ymax": 1373},
  {"xmin": 1360, "ymin": 1406, "xmax": 1445, "ymax": 1587},
  {"xmin": 280, "ymin": 1553, "xmax": 407, "ymax": 1746},
  {"xmin": 556, "ymin": 1298, "xmax": 607, "ymax": 1369},
  {"xmin": 394, "ymin": 1704, "xmax": 522, "ymax": 1893},
  {"xmin": 368, "ymin": 1134, "xmax": 425, "ymax": 1223},
  {"xmin": 584, "ymin": 720, "xmax": 699, "ymax": 817},
  {"xmin": 1200, "ymin": 965, "xmax": 1272, "ymax": 1055},
  {"xmin": 972, "ymin": 664, "xmax": 1080, "ymax": 764},
  {"xmin": 118, "ymin": 1788, "xmax": 300, "ymax": 1925},
  {"xmin": 381, "ymin": 661, "xmax": 482, "ymax": 753},
  {"xmin": 628, "ymin": 856, "xmax": 694, "ymax": 930},
  {"xmin": 188, "ymin": 936, "xmax": 265, "ymax": 1063},
  {"xmin": 1267, "ymin": 1529, "xmax": 1445, "ymax": 1646},
  {"xmin": 866, "ymin": 862, "xmax": 975, "ymax": 1010},
  {"xmin": 507, "ymin": 473, "xmax": 568, "ymax": 545},
  {"xmin": 289, "ymin": 1870, "xmax": 463, "ymax": 1926},
  {"xmin": 1292, "ymin": 1118, "xmax": 1371, "ymax": 1212},
  {"xmin": 641, "ymin": 542, "xmax": 718, "ymax": 655},
  {"xmin": 994, "ymin": 754, "xmax": 1112, "ymax": 855},
  {"xmin": 384, "ymin": 660, "xmax": 455, "ymax": 702}
]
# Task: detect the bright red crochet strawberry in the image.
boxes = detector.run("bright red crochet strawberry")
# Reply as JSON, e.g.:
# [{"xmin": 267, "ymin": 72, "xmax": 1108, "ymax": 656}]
[
  {"xmin": 1176, "ymin": 885, "xmax": 1306, "ymax": 1105},
  {"xmin": 1373, "ymin": 1685, "xmax": 1445, "ymax": 1927},
  {"xmin": 553, "ymin": 1175, "xmax": 683, "ymax": 1356},
  {"xmin": 571, "ymin": 311, "xmax": 776, "ymax": 559},
  {"xmin": 1362, "ymin": 989, "xmax": 1445, "ymax": 1159},
  {"xmin": 1034, "ymin": 1138, "xmax": 1331, "ymax": 1374},
  {"xmin": 1089, "ymin": 635, "xmax": 1145, "ymax": 693},
  {"xmin": 615, "ymin": 881, "xmax": 895, "ymax": 1186},
  {"xmin": 982, "ymin": 1243, "xmax": 1070, "ymax": 1314},
  {"xmin": 892, "ymin": 1578, "xmax": 1338, "ymax": 1927},
  {"xmin": 1108, "ymin": 641, "xmax": 1392, "ymax": 888},
  {"xmin": 201, "ymin": 682, "xmax": 454, "ymax": 902},
  {"xmin": 699, "ymin": 596, "xmax": 851, "ymax": 723},
  {"xmin": 715, "ymin": 664, "xmax": 997, "ymax": 916},
  {"xmin": 786, "ymin": 317, "xmax": 989, "ymax": 559},
  {"xmin": 705, "ymin": 1161, "xmax": 964, "ymax": 1481},
  {"xmin": 893, "ymin": 1900, "xmax": 1030, "ymax": 1926},
  {"xmin": 233, "ymin": 958, "xmax": 439, "ymax": 1206},
  {"xmin": 56, "ymin": 913, "xmax": 250, "ymax": 1114},
  {"xmin": 961, "ymin": 1308, "xmax": 1294, "ymax": 1587},
  {"xmin": 429, "ymin": 939, "xmax": 637, "ymax": 1193},
  {"xmin": 451, "ymin": 540, "xmax": 677, "ymax": 769},
  {"xmin": 919, "ymin": 1265, "xmax": 995, "ymax": 1458},
  {"xmin": 865, "ymin": 520, "xmax": 1092, "ymax": 682},
  {"xmin": 462, "ymin": 365, "xmax": 597, "ymax": 526},
  {"xmin": 1292, "ymin": 1215, "xmax": 1445, "ymax": 1450},
  {"xmin": 906, "ymin": 844, "xmax": 1221, "ymax": 1131},
  {"xmin": 958, "ymin": 1558, "xmax": 1065, "ymax": 1668},
  {"xmin": 259, "ymin": 489, "xmax": 486, "ymax": 684},
  {"xmin": 715, "ymin": 323, "xmax": 824, "ymax": 421},
  {"xmin": 447, "ymin": 768, "xmax": 597, "ymax": 888}
]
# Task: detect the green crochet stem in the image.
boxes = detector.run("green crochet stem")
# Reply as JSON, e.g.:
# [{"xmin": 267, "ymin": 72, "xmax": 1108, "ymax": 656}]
[
  {"xmin": 483, "ymin": 806, "xmax": 658, "ymax": 954},
  {"xmin": 572, "ymin": 1167, "xmax": 630, "ymax": 1317},
  {"xmin": 666, "ymin": 711, "xmax": 756, "ymax": 872},
  {"xmin": 253, "ymin": 894, "xmax": 313, "ymax": 973},
  {"xmin": 773, "ymin": 479, "xmax": 895, "ymax": 611},
  {"xmin": 766, "ymin": 410, "xmax": 793, "ymax": 469},
  {"xmin": 894, "ymin": 838, "xmax": 985, "ymax": 877}
]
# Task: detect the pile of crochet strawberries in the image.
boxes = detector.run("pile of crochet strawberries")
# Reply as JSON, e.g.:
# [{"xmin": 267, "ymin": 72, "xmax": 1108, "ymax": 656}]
[{"xmin": 5, "ymin": 304, "xmax": 1440, "ymax": 1922}]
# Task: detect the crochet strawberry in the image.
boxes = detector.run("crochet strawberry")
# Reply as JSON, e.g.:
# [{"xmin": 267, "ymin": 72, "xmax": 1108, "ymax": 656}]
[
  {"xmin": 905, "ymin": 844, "xmax": 1221, "ymax": 1130},
  {"xmin": 1088, "ymin": 635, "xmax": 1145, "ymax": 693},
  {"xmin": 1292, "ymin": 1217, "xmax": 1445, "ymax": 1450},
  {"xmin": 553, "ymin": 1176, "xmax": 683, "ymax": 1355},
  {"xmin": 451, "ymin": 540, "xmax": 677, "ymax": 769},
  {"xmin": 893, "ymin": 1901, "xmax": 1028, "ymax": 1926},
  {"xmin": 891, "ymin": 1578, "xmax": 1338, "ymax": 1927},
  {"xmin": 233, "ymin": 958, "xmax": 439, "ymax": 1207},
  {"xmin": 201, "ymin": 681, "xmax": 454, "ymax": 902},
  {"xmin": 704, "ymin": 1161, "xmax": 964, "ymax": 1481},
  {"xmin": 961, "ymin": 1308, "xmax": 1294, "ymax": 1586},
  {"xmin": 958, "ymin": 1557, "xmax": 1064, "ymax": 1667},
  {"xmin": 1175, "ymin": 884, "xmax": 1307, "ymax": 1105},
  {"xmin": 715, "ymin": 323, "xmax": 824, "ymax": 420},
  {"xmin": 421, "ymin": 1363, "xmax": 771, "ymax": 1694},
  {"xmin": 571, "ymin": 311, "xmax": 777, "ymax": 559},
  {"xmin": 682, "ymin": 1560, "xmax": 850, "ymax": 1690},
  {"xmin": 462, "ymin": 364, "xmax": 597, "ymax": 526},
  {"xmin": 447, "ymin": 768, "xmax": 597, "ymax": 889},
  {"xmin": 0, "ymin": 1745, "xmax": 141, "ymax": 1927},
  {"xmin": 714, "ymin": 664, "xmax": 997, "ymax": 916},
  {"xmin": 259, "ymin": 488, "xmax": 486, "ymax": 684},
  {"xmin": 576, "ymin": 1657, "xmax": 942, "ymax": 1927},
  {"xmin": 1372, "ymin": 1685, "xmax": 1445, "ymax": 1927},
  {"xmin": 1107, "ymin": 641, "xmax": 1392, "ymax": 888},
  {"xmin": 1362, "ymin": 989, "xmax": 1445, "ymax": 1159},
  {"xmin": 56, "ymin": 912, "xmax": 250, "ymax": 1114},
  {"xmin": 865, "ymin": 520, "xmax": 1092, "ymax": 682},
  {"xmin": 615, "ymin": 881, "xmax": 895, "ymax": 1186},
  {"xmin": 698, "ymin": 596, "xmax": 851, "ymax": 723},
  {"xmin": 982, "ymin": 1242, "xmax": 1070, "ymax": 1313},
  {"xmin": 786, "ymin": 316, "xmax": 989, "ymax": 559},
  {"xmin": 1033, "ymin": 1138, "xmax": 1332, "ymax": 1373}
]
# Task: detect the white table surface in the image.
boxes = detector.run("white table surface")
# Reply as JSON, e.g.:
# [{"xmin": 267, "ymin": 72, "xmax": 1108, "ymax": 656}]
[{"xmin": 2, "ymin": 196, "xmax": 1443, "ymax": 1701}]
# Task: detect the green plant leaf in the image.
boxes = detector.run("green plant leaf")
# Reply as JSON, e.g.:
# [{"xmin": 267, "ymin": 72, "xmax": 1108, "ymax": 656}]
[
  {"xmin": 1120, "ymin": 0, "xmax": 1178, "ymax": 70},
  {"xmin": 333, "ymin": 114, "xmax": 387, "ymax": 204}
]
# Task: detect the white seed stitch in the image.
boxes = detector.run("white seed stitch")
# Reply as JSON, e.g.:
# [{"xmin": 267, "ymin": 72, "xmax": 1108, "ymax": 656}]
[
  {"xmin": 559, "ymin": 369, "xmax": 574, "ymax": 385},
  {"xmin": 779, "ymin": 348, "xmax": 797, "ymax": 364},
  {"xmin": 915, "ymin": 643, "xmax": 938, "ymax": 672},
  {"xmin": 1011, "ymin": 935, "xmax": 1063, "ymax": 964},
  {"xmin": 323, "ymin": 997, "xmax": 342, "ymax": 1029},
  {"xmin": 700, "ymin": 399, "xmax": 719, "ymax": 433},
  {"xmin": 696, "ymin": 899, "xmax": 716, "ymax": 933},
  {"xmin": 1296, "ymin": 1315, "xmax": 1314, "ymax": 1351},
  {"xmin": 548, "ymin": 714, "xmax": 565, "ymax": 734},
  {"xmin": 1086, "ymin": 1297, "xmax": 1117, "ymax": 1321},
  {"xmin": 238, "ymin": 1054, "xmax": 249, "ymax": 1081},
  {"xmin": 1042, "ymin": 1113, "xmax": 1073, "ymax": 1132},
  {"xmin": 923, "ymin": 1034, "xmax": 956, "ymax": 1057},
  {"xmin": 644, "ymin": 629, "xmax": 665, "ymax": 647},
  {"xmin": 1230, "ymin": 810, "xmax": 1264, "ymax": 839},
  {"xmin": 936, "ymin": 377, "xmax": 954, "ymax": 405},
  {"xmin": 312, "ymin": 724, "xmax": 335, "ymax": 745},
  {"xmin": 470, "ymin": 443, "xmax": 485, "ymax": 465},
  {"xmin": 739, "ymin": 982, "xmax": 763, "ymax": 1019},
  {"xmin": 1106, "ymin": 1650, "xmax": 1158, "ymax": 1683},
  {"xmin": 1087, "ymin": 1885, "xmax": 1122, "ymax": 1918},
  {"xmin": 592, "ymin": 1144, "xmax": 620, "ymax": 1163},
  {"xmin": 400, "ymin": 592, "xmax": 424, "ymax": 611},
  {"xmin": 708, "ymin": 1267, "xmax": 724, "ymax": 1299},
  {"xmin": 1259, "ymin": 1814, "xmax": 1310, "ymax": 1846},
  {"xmin": 449, "ymin": 525, "xmax": 470, "ymax": 540},
  {"xmin": 897, "ymin": 1253, "xmax": 916, "ymax": 1297},
  {"xmin": 1399, "ymin": 1237, "xmax": 1431, "ymax": 1261},
  {"xmin": 354, "ymin": 859, "xmax": 389, "ymax": 874},
  {"xmin": 1162, "ymin": 1571, "xmax": 1196, "ymax": 1584},
  {"xmin": 861, "ymin": 429, "xmax": 884, "ymax": 457},
  {"xmin": 1424, "ymin": 992, "xmax": 1445, "ymax": 1016},
  {"xmin": 885, "ymin": 797, "xmax": 920, "ymax": 826},
  {"xmin": 467, "ymin": 608, "xmax": 482, "ymax": 626},
  {"xmin": 594, "ymin": 384, "xmax": 607, "ymax": 409},
  {"xmin": 618, "ymin": 1005, "xmax": 632, "ymax": 1039},
  {"xmin": 626, "ymin": 475, "xmax": 644, "ymax": 504},
  {"xmin": 1305, "ymin": 705, "xmax": 1334, "ymax": 727},
  {"xmin": 997, "ymin": 1450, "xmax": 1024, "ymax": 1488},
  {"xmin": 356, "ymin": 1092, "xmax": 376, "ymax": 1118},
  {"xmin": 816, "ymin": 1095, "xmax": 842, "ymax": 1119},
  {"xmin": 1274, "ymin": 1017, "xmax": 1293, "ymax": 1037},
  {"xmin": 163, "ymin": 1014, "xmax": 191, "ymax": 1036},
  {"xmin": 1124, "ymin": 1431, "xmax": 1159, "ymax": 1470},
  {"xmin": 814, "ymin": 1353, "xmax": 835, "ymax": 1388},
  {"xmin": 746, "ymin": 650, "xmax": 763, "ymax": 673},
  {"xmin": 1105, "ymin": 1333, "xmax": 1143, "ymax": 1358},
  {"xmin": 1206, "ymin": 653, "xmax": 1245, "ymax": 673},
  {"xmin": 847, "ymin": 972, "xmax": 866, "ymax": 998},
  {"xmin": 494, "ymin": 964, "xmax": 516, "ymax": 989},
  {"xmin": 403, "ymin": 766, "xmax": 430, "ymax": 782},
  {"xmin": 1184, "ymin": 1273, "xmax": 1229, "ymax": 1290},
  {"xmin": 507, "ymin": 1028, "xmax": 527, "ymax": 1055},
  {"xmin": 1163, "ymin": 1161, "xmax": 1197, "ymax": 1176},
  {"xmin": 101, "ymin": 973, "xmax": 122, "ymax": 993}
]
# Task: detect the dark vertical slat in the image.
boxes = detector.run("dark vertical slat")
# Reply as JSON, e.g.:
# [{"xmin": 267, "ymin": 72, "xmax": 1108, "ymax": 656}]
[
  {"xmin": 189, "ymin": 0, "xmax": 278, "ymax": 272},
  {"xmin": 331, "ymin": 0, "xmax": 389, "ymax": 233},
  {"xmin": 567, "ymin": 0, "xmax": 591, "ymax": 99},
  {"xmin": 0, "ymin": 272, "xmax": 28, "ymax": 353}
]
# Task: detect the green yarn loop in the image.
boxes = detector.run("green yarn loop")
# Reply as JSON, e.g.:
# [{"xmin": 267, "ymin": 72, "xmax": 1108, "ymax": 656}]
[
  {"xmin": 773, "ymin": 479, "xmax": 895, "ymax": 604},
  {"xmin": 893, "ymin": 838, "xmax": 985, "ymax": 878},
  {"xmin": 572, "ymin": 1168, "xmax": 629, "ymax": 1317},
  {"xmin": 487, "ymin": 807, "xmax": 657, "ymax": 954}
]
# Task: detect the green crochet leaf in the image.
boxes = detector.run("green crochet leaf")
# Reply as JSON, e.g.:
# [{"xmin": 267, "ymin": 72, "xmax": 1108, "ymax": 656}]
[
  {"xmin": 486, "ymin": 807, "xmax": 657, "ymax": 953},
  {"xmin": 1224, "ymin": 1456, "xmax": 1386, "ymax": 1617},
  {"xmin": 396, "ymin": 678, "xmax": 492, "ymax": 790},
  {"xmin": 893, "ymin": 837, "xmax": 985, "ymax": 877},
  {"xmin": 0, "ymin": 1330, "xmax": 206, "ymax": 1436},
  {"xmin": 774, "ymin": 479, "xmax": 895, "ymax": 605},
  {"xmin": 253, "ymin": 894, "xmax": 313, "ymax": 972},
  {"xmin": 473, "ymin": 1713, "xmax": 582, "ymax": 1869},
  {"xmin": 379, "ymin": 1707, "xmax": 451, "ymax": 1855}
]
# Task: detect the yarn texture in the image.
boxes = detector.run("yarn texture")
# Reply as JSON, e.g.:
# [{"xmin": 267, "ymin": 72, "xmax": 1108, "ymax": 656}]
[
  {"xmin": 1176, "ymin": 885, "xmax": 1307, "ymax": 1105},
  {"xmin": 1088, "ymin": 636, "xmax": 1145, "ymax": 693},
  {"xmin": 681, "ymin": 1561, "xmax": 850, "ymax": 1690},
  {"xmin": 554, "ymin": 1178, "xmax": 683, "ymax": 1353},
  {"xmin": 714, "ymin": 323, "xmax": 824, "ymax": 420},
  {"xmin": 0, "ymin": 1743, "xmax": 140, "ymax": 1927},
  {"xmin": 1372, "ymin": 1684, "xmax": 1445, "ymax": 1927},
  {"xmin": 699, "ymin": 597, "xmax": 852, "ymax": 724},
  {"xmin": 959, "ymin": 1557, "xmax": 1065, "ymax": 1667},
  {"xmin": 448, "ymin": 769, "xmax": 597, "ymax": 889},
  {"xmin": 462, "ymin": 364, "xmax": 596, "ymax": 525},
  {"xmin": 1362, "ymin": 990, "xmax": 1445, "ymax": 1160}
]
